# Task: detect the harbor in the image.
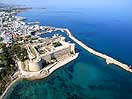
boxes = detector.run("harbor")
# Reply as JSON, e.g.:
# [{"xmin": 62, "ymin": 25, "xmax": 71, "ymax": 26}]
[
  {"xmin": 62, "ymin": 28, "xmax": 132, "ymax": 73},
  {"xmin": 0, "ymin": 7, "xmax": 80, "ymax": 98},
  {"xmin": 1, "ymin": 0, "xmax": 132, "ymax": 99}
]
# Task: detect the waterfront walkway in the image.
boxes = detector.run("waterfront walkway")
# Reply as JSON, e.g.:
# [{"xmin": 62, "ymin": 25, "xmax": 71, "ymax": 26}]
[
  {"xmin": 60, "ymin": 28, "xmax": 132, "ymax": 73},
  {"xmin": 1, "ymin": 27, "xmax": 131, "ymax": 99}
]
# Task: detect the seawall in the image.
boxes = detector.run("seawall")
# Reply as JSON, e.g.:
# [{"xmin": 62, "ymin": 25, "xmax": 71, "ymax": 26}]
[
  {"xmin": 61, "ymin": 28, "xmax": 132, "ymax": 73},
  {"xmin": 0, "ymin": 78, "xmax": 21, "ymax": 99}
]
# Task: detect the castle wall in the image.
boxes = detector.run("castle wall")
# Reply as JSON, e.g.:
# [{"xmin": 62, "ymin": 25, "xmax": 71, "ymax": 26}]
[{"xmin": 28, "ymin": 58, "xmax": 43, "ymax": 72}]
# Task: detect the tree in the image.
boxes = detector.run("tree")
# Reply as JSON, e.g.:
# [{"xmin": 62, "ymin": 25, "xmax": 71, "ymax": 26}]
[
  {"xmin": 0, "ymin": 37, "xmax": 3, "ymax": 42},
  {"xmin": 17, "ymin": 48, "xmax": 28, "ymax": 61}
]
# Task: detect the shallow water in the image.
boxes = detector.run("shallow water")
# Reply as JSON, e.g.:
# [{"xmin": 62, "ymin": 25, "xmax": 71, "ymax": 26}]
[
  {"xmin": 6, "ymin": 47, "xmax": 132, "ymax": 99},
  {"xmin": 2, "ymin": 0, "xmax": 132, "ymax": 99}
]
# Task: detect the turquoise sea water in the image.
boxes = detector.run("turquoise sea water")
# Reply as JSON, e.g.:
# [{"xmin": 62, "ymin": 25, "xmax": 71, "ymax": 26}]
[
  {"xmin": 5, "ymin": 47, "xmax": 132, "ymax": 99},
  {"xmin": 2, "ymin": 1, "xmax": 132, "ymax": 99}
]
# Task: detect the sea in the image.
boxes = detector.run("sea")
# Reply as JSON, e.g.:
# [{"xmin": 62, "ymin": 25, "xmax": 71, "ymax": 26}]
[{"xmin": 2, "ymin": 0, "xmax": 132, "ymax": 99}]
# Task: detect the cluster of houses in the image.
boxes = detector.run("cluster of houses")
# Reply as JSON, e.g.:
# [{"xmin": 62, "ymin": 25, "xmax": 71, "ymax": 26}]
[
  {"xmin": 0, "ymin": 10, "xmax": 55, "ymax": 45},
  {"xmin": 0, "ymin": 10, "xmax": 76, "ymax": 72}
]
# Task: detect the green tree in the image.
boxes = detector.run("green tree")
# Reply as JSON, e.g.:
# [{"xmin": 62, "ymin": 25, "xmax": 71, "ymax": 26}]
[{"xmin": 17, "ymin": 48, "xmax": 28, "ymax": 61}]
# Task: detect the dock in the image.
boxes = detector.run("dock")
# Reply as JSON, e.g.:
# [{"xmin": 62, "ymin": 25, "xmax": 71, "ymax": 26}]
[{"xmin": 62, "ymin": 28, "xmax": 132, "ymax": 73}]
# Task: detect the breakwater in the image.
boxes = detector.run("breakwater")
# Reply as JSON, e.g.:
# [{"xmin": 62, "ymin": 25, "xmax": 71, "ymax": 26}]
[{"xmin": 60, "ymin": 28, "xmax": 132, "ymax": 73}]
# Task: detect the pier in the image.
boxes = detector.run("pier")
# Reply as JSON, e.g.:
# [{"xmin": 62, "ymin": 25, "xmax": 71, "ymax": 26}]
[{"xmin": 61, "ymin": 28, "xmax": 132, "ymax": 73}]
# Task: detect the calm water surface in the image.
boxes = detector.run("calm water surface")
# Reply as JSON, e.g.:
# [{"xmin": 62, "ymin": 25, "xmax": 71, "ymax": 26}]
[
  {"xmin": 2, "ymin": 1, "xmax": 132, "ymax": 99},
  {"xmin": 5, "ymin": 47, "xmax": 132, "ymax": 99},
  {"xmin": 17, "ymin": 8, "xmax": 132, "ymax": 65}
]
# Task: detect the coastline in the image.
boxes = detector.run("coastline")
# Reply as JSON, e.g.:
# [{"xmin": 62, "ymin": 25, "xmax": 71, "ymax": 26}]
[
  {"xmin": 1, "ymin": 26, "xmax": 132, "ymax": 98},
  {"xmin": 0, "ymin": 4, "xmax": 132, "ymax": 99},
  {"xmin": 0, "ymin": 53, "xmax": 79, "ymax": 99},
  {"xmin": 61, "ymin": 28, "xmax": 132, "ymax": 73},
  {"xmin": 0, "ymin": 78, "xmax": 21, "ymax": 99},
  {"xmin": 48, "ymin": 53, "xmax": 79, "ymax": 74},
  {"xmin": 17, "ymin": 53, "xmax": 79, "ymax": 80}
]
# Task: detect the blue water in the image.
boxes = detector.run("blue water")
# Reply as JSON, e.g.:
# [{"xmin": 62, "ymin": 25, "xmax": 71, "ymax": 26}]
[
  {"xmin": 2, "ymin": 0, "xmax": 132, "ymax": 99},
  {"xmin": 5, "ymin": 47, "xmax": 132, "ymax": 99},
  {"xmin": 17, "ymin": 8, "xmax": 132, "ymax": 65}
]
